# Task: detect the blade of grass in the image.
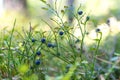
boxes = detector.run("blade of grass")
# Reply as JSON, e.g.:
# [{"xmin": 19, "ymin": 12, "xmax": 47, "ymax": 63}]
[{"xmin": 7, "ymin": 19, "xmax": 16, "ymax": 79}]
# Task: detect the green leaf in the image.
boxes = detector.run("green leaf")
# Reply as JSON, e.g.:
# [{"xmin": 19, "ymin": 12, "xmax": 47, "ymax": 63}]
[
  {"xmin": 93, "ymin": 39, "xmax": 100, "ymax": 41},
  {"xmin": 62, "ymin": 63, "xmax": 78, "ymax": 80},
  {"xmin": 64, "ymin": 6, "xmax": 68, "ymax": 8},
  {"xmin": 40, "ymin": 0, "xmax": 46, "ymax": 3},
  {"xmin": 98, "ymin": 31, "xmax": 102, "ymax": 34},
  {"xmin": 114, "ymin": 52, "xmax": 120, "ymax": 56},
  {"xmin": 61, "ymin": 10, "xmax": 65, "ymax": 14},
  {"xmin": 90, "ymin": 47, "xmax": 96, "ymax": 51},
  {"xmin": 18, "ymin": 64, "xmax": 29, "ymax": 74},
  {"xmin": 41, "ymin": 7, "xmax": 48, "ymax": 10},
  {"xmin": 81, "ymin": 60, "xmax": 88, "ymax": 64},
  {"xmin": 47, "ymin": 4, "xmax": 51, "ymax": 7}
]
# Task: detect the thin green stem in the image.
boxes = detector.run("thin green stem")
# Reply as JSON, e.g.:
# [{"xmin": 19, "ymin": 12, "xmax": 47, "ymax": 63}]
[
  {"xmin": 91, "ymin": 32, "xmax": 102, "ymax": 78},
  {"xmin": 40, "ymin": 19, "xmax": 59, "ymax": 54},
  {"xmin": 7, "ymin": 19, "xmax": 16, "ymax": 80}
]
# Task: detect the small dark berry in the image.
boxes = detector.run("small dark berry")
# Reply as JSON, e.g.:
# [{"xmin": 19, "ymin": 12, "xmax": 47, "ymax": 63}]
[
  {"xmin": 35, "ymin": 60, "xmax": 40, "ymax": 65},
  {"xmin": 106, "ymin": 19, "xmax": 110, "ymax": 26},
  {"xmin": 86, "ymin": 32, "xmax": 89, "ymax": 35},
  {"xmin": 86, "ymin": 16, "xmax": 90, "ymax": 21},
  {"xmin": 41, "ymin": 38, "xmax": 46, "ymax": 43},
  {"xmin": 95, "ymin": 28, "xmax": 100, "ymax": 32},
  {"xmin": 30, "ymin": 66, "xmax": 34, "ymax": 69},
  {"xmin": 36, "ymin": 51, "xmax": 41, "ymax": 56},
  {"xmin": 59, "ymin": 31, "xmax": 64, "ymax": 35},
  {"xmin": 78, "ymin": 11, "xmax": 83, "ymax": 15},
  {"xmin": 31, "ymin": 38, "xmax": 36, "ymax": 42},
  {"xmin": 75, "ymin": 39, "xmax": 80, "ymax": 43},
  {"xmin": 47, "ymin": 43, "xmax": 53, "ymax": 47}
]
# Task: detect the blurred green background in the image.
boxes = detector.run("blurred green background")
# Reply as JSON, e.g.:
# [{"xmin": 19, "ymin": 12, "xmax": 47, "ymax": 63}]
[{"xmin": 0, "ymin": 0, "xmax": 120, "ymax": 30}]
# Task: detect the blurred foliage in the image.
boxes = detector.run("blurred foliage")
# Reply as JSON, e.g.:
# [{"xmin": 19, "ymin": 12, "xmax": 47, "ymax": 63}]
[
  {"xmin": 0, "ymin": 0, "xmax": 120, "ymax": 30},
  {"xmin": 0, "ymin": 0, "xmax": 120, "ymax": 80},
  {"xmin": 27, "ymin": 0, "xmax": 120, "ymax": 20}
]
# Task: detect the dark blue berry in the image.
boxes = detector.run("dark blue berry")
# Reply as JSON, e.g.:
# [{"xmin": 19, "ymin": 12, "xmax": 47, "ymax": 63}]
[
  {"xmin": 106, "ymin": 19, "xmax": 110, "ymax": 26},
  {"xmin": 35, "ymin": 60, "xmax": 40, "ymax": 65},
  {"xmin": 47, "ymin": 43, "xmax": 53, "ymax": 47},
  {"xmin": 86, "ymin": 16, "xmax": 90, "ymax": 21},
  {"xmin": 41, "ymin": 38, "xmax": 46, "ymax": 43},
  {"xmin": 95, "ymin": 28, "xmax": 100, "ymax": 32},
  {"xmin": 75, "ymin": 39, "xmax": 80, "ymax": 43},
  {"xmin": 31, "ymin": 38, "xmax": 36, "ymax": 42},
  {"xmin": 36, "ymin": 51, "xmax": 41, "ymax": 56},
  {"xmin": 59, "ymin": 31, "xmax": 64, "ymax": 35},
  {"xmin": 78, "ymin": 11, "xmax": 83, "ymax": 15},
  {"xmin": 30, "ymin": 66, "xmax": 33, "ymax": 69}
]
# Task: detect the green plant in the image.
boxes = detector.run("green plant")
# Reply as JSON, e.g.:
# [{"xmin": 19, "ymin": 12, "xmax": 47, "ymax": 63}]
[
  {"xmin": 38, "ymin": 0, "xmax": 103, "ymax": 80},
  {"xmin": 0, "ymin": 0, "xmax": 107, "ymax": 80}
]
